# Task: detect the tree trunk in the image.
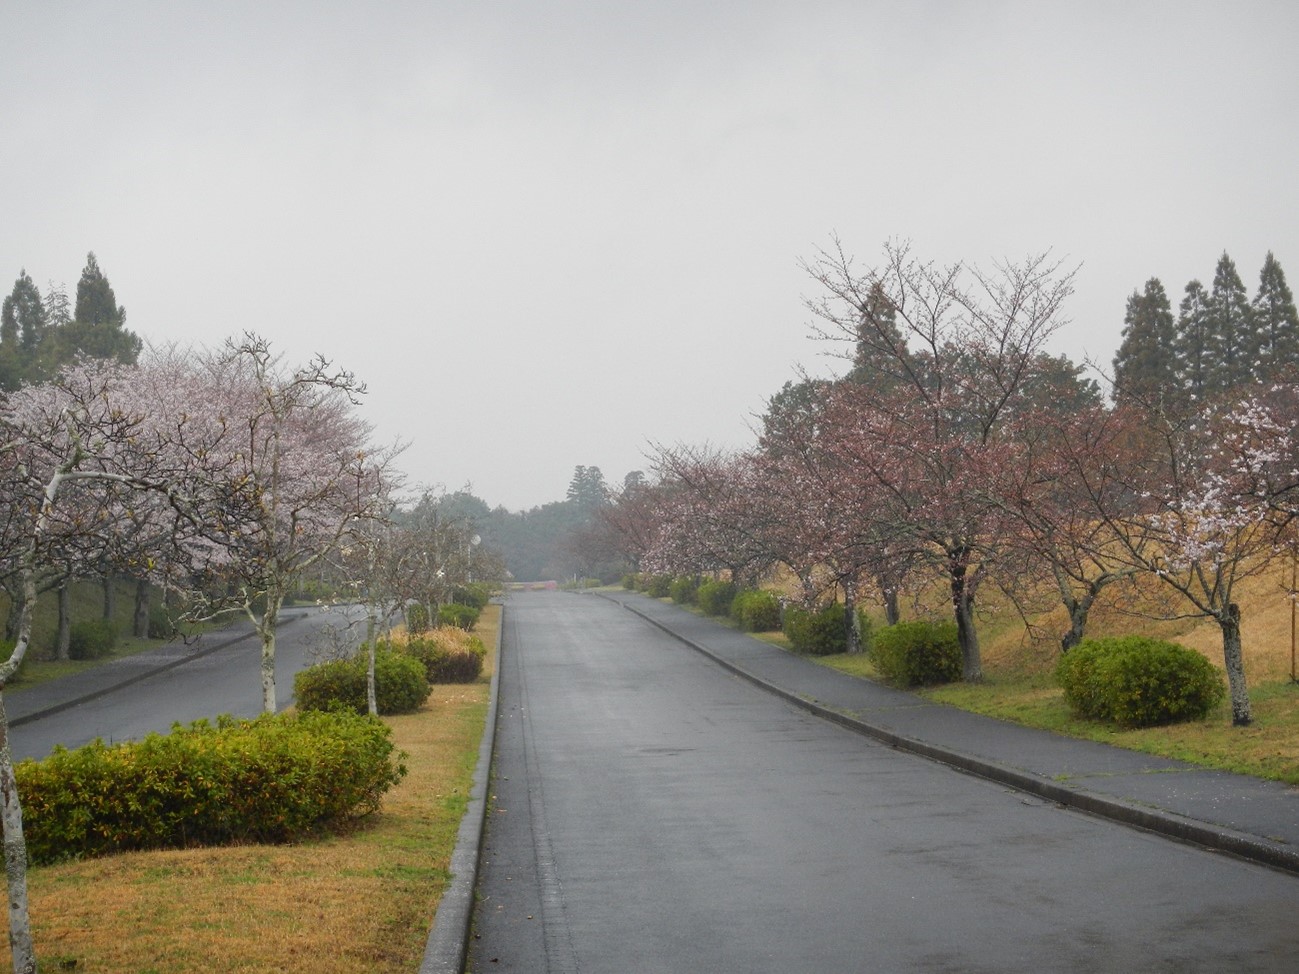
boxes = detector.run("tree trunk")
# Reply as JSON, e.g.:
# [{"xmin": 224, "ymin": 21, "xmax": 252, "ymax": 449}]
[
  {"xmin": 366, "ymin": 640, "xmax": 378, "ymax": 717},
  {"xmin": 1060, "ymin": 587, "xmax": 1094, "ymax": 653},
  {"xmin": 102, "ymin": 574, "xmax": 116, "ymax": 621},
  {"xmin": 3, "ymin": 600, "xmax": 18, "ymax": 643},
  {"xmin": 258, "ymin": 596, "xmax": 282, "ymax": 714},
  {"xmin": 2, "ymin": 569, "xmax": 41, "ymax": 973},
  {"xmin": 1219, "ymin": 602, "xmax": 1252, "ymax": 726},
  {"xmin": 882, "ymin": 587, "xmax": 900, "ymax": 627},
  {"xmin": 133, "ymin": 579, "xmax": 150, "ymax": 638},
  {"xmin": 56, "ymin": 583, "xmax": 72, "ymax": 661},
  {"xmin": 0, "ymin": 692, "xmax": 36, "ymax": 974},
  {"xmin": 949, "ymin": 548, "xmax": 982, "ymax": 681},
  {"xmin": 844, "ymin": 579, "xmax": 862, "ymax": 655}
]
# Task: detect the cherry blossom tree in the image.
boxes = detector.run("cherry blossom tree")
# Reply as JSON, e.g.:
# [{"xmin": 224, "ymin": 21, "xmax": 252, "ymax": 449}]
[
  {"xmin": 643, "ymin": 445, "xmax": 778, "ymax": 586},
  {"xmin": 168, "ymin": 334, "xmax": 402, "ymax": 714},
  {"xmin": 598, "ymin": 475, "xmax": 663, "ymax": 575},
  {"xmin": 1066, "ymin": 396, "xmax": 1296, "ymax": 725},
  {"xmin": 394, "ymin": 491, "xmax": 490, "ymax": 630},
  {"xmin": 801, "ymin": 239, "xmax": 1076, "ymax": 680},
  {"xmin": 994, "ymin": 404, "xmax": 1146, "ymax": 651},
  {"xmin": 753, "ymin": 387, "xmax": 917, "ymax": 650},
  {"xmin": 0, "ymin": 358, "xmax": 215, "ymax": 974}
]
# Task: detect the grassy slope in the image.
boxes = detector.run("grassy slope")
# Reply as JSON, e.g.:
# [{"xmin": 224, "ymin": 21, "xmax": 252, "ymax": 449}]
[{"xmin": 815, "ymin": 566, "xmax": 1299, "ymax": 785}]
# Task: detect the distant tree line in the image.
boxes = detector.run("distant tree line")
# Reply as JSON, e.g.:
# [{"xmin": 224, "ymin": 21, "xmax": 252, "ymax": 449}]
[
  {"xmin": 1, "ymin": 252, "xmax": 143, "ymax": 390},
  {"xmin": 1112, "ymin": 251, "xmax": 1298, "ymax": 409},
  {"xmin": 430, "ymin": 465, "xmax": 645, "ymax": 584}
]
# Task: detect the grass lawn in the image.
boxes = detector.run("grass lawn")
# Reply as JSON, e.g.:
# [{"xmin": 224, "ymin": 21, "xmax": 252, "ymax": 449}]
[
  {"xmin": 4, "ymin": 605, "xmax": 497, "ymax": 973},
  {"xmin": 815, "ymin": 651, "xmax": 1299, "ymax": 786}
]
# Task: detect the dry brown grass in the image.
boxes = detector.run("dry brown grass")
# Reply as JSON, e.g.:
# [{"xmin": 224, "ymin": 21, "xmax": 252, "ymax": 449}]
[
  {"xmin": 974, "ymin": 560, "xmax": 1299, "ymax": 684},
  {"xmin": 6, "ymin": 605, "xmax": 498, "ymax": 973}
]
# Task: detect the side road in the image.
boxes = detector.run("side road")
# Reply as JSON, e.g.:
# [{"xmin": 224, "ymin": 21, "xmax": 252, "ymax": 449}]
[
  {"xmin": 6, "ymin": 612, "xmax": 307, "ymax": 727},
  {"xmin": 595, "ymin": 589, "xmax": 1299, "ymax": 876}
]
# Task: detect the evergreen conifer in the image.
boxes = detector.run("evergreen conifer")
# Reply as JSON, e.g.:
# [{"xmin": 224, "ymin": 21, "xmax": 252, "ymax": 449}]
[
  {"xmin": 1252, "ymin": 251, "xmax": 1299, "ymax": 380},
  {"xmin": 1113, "ymin": 277, "xmax": 1178, "ymax": 407}
]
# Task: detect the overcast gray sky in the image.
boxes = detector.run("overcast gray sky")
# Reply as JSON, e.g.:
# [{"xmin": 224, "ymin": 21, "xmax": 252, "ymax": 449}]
[{"xmin": 3, "ymin": 1, "xmax": 1297, "ymax": 511}]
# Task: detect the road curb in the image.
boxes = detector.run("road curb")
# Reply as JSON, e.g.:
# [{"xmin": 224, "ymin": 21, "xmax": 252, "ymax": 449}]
[
  {"xmin": 9, "ymin": 611, "xmax": 309, "ymax": 729},
  {"xmin": 606, "ymin": 594, "xmax": 1299, "ymax": 877},
  {"xmin": 420, "ymin": 602, "xmax": 505, "ymax": 974}
]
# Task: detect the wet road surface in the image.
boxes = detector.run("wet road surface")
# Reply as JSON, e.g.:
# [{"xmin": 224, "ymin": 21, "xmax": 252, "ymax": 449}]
[{"xmin": 469, "ymin": 591, "xmax": 1299, "ymax": 973}]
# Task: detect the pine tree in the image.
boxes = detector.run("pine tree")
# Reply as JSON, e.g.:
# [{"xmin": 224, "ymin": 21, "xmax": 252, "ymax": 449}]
[
  {"xmin": 1175, "ymin": 280, "xmax": 1212, "ymax": 402},
  {"xmin": 0, "ymin": 270, "xmax": 48, "ymax": 389},
  {"xmin": 1205, "ymin": 252, "xmax": 1253, "ymax": 396},
  {"xmin": 1113, "ymin": 277, "xmax": 1178, "ymax": 407},
  {"xmin": 566, "ymin": 465, "xmax": 609, "ymax": 511},
  {"xmin": 43, "ymin": 280, "xmax": 72, "ymax": 329},
  {"xmin": 849, "ymin": 280, "xmax": 911, "ymax": 393},
  {"xmin": 74, "ymin": 252, "xmax": 124, "ymax": 326},
  {"xmin": 2, "ymin": 270, "xmax": 46, "ymax": 352},
  {"xmin": 1252, "ymin": 251, "xmax": 1299, "ymax": 380},
  {"xmin": 62, "ymin": 252, "xmax": 142, "ymax": 365}
]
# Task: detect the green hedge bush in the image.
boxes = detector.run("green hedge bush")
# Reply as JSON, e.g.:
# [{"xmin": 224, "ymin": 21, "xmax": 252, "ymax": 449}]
[
  {"xmin": 401, "ymin": 630, "xmax": 487, "ymax": 684},
  {"xmin": 669, "ymin": 576, "xmax": 699, "ymax": 605},
  {"xmin": 438, "ymin": 603, "xmax": 480, "ymax": 631},
  {"xmin": 855, "ymin": 609, "xmax": 875, "ymax": 656},
  {"xmin": 147, "ymin": 605, "xmax": 176, "ymax": 639},
  {"xmin": 406, "ymin": 603, "xmax": 431, "ymax": 634},
  {"xmin": 293, "ymin": 650, "xmax": 431, "ymax": 715},
  {"xmin": 645, "ymin": 574, "xmax": 673, "ymax": 598},
  {"xmin": 17, "ymin": 710, "xmax": 407, "ymax": 864},
  {"xmin": 696, "ymin": 579, "xmax": 738, "ymax": 617},
  {"xmin": 730, "ymin": 589, "xmax": 781, "ymax": 632},
  {"xmin": 68, "ymin": 619, "xmax": 118, "ymax": 660},
  {"xmin": 1056, "ymin": 636, "xmax": 1225, "ymax": 727},
  {"xmin": 872, "ymin": 620, "xmax": 961, "ymax": 687},
  {"xmin": 449, "ymin": 583, "xmax": 492, "ymax": 609},
  {"xmin": 783, "ymin": 603, "xmax": 847, "ymax": 655}
]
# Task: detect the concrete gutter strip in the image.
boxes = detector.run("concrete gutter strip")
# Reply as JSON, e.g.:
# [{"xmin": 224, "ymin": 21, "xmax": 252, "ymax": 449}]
[
  {"xmin": 420, "ymin": 602, "xmax": 504, "ymax": 974},
  {"xmin": 610, "ymin": 594, "xmax": 1299, "ymax": 878}
]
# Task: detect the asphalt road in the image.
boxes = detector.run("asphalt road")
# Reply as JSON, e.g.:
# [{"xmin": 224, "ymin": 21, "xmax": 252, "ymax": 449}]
[
  {"xmin": 469, "ymin": 591, "xmax": 1299, "ymax": 974},
  {"xmin": 8, "ymin": 604, "xmax": 369, "ymax": 761}
]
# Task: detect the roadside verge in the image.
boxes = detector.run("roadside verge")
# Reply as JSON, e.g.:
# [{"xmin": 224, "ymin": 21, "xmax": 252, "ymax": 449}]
[{"xmin": 419, "ymin": 601, "xmax": 505, "ymax": 974}]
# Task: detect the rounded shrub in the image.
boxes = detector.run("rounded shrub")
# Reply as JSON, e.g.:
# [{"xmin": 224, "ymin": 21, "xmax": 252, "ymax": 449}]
[
  {"xmin": 17, "ymin": 710, "xmax": 407, "ymax": 864},
  {"xmin": 645, "ymin": 574, "xmax": 673, "ymax": 598},
  {"xmin": 621, "ymin": 573, "xmax": 638, "ymax": 590},
  {"xmin": 294, "ymin": 649, "xmax": 431, "ymax": 715},
  {"xmin": 1057, "ymin": 636, "xmax": 1225, "ymax": 727},
  {"xmin": 783, "ymin": 603, "xmax": 847, "ymax": 655},
  {"xmin": 669, "ymin": 575, "xmax": 699, "ymax": 605},
  {"xmin": 696, "ymin": 579, "xmax": 738, "ymax": 617},
  {"xmin": 402, "ymin": 627, "xmax": 487, "ymax": 684},
  {"xmin": 872, "ymin": 620, "xmax": 961, "ymax": 687},
  {"xmin": 438, "ymin": 602, "xmax": 480, "ymax": 631},
  {"xmin": 68, "ymin": 619, "xmax": 118, "ymax": 660},
  {"xmin": 147, "ymin": 605, "xmax": 176, "ymax": 639},
  {"xmin": 855, "ymin": 608, "xmax": 875, "ymax": 656},
  {"xmin": 406, "ymin": 603, "xmax": 431, "ymax": 634},
  {"xmin": 730, "ymin": 589, "xmax": 781, "ymax": 632},
  {"xmin": 450, "ymin": 583, "xmax": 491, "ymax": 609}
]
